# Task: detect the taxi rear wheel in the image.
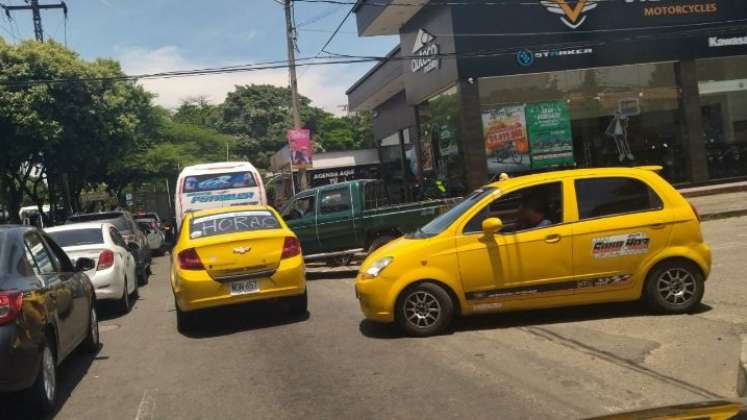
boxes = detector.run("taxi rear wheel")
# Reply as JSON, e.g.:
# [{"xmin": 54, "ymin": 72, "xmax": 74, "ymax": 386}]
[
  {"xmin": 396, "ymin": 282, "xmax": 454, "ymax": 337},
  {"xmin": 288, "ymin": 290, "xmax": 308, "ymax": 316},
  {"xmin": 645, "ymin": 260, "xmax": 704, "ymax": 314},
  {"xmin": 175, "ymin": 300, "xmax": 194, "ymax": 333}
]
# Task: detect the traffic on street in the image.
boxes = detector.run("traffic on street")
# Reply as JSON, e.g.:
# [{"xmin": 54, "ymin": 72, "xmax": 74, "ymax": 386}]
[
  {"xmin": 3, "ymin": 0, "xmax": 747, "ymax": 419},
  {"xmin": 0, "ymin": 214, "xmax": 745, "ymax": 419}
]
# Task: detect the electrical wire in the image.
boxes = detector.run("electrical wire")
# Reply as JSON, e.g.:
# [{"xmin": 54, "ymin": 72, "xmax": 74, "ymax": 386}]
[
  {"xmin": 1, "ymin": 21, "xmax": 745, "ymax": 87},
  {"xmin": 0, "ymin": 57, "xmax": 378, "ymax": 87},
  {"xmin": 293, "ymin": 0, "xmax": 625, "ymax": 6},
  {"xmin": 296, "ymin": 3, "xmax": 345, "ymax": 28},
  {"xmin": 317, "ymin": 2, "xmax": 355, "ymax": 55}
]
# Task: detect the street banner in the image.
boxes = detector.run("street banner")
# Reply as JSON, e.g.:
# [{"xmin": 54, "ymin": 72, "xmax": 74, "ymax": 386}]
[
  {"xmin": 482, "ymin": 104, "xmax": 531, "ymax": 173},
  {"xmin": 287, "ymin": 128, "xmax": 313, "ymax": 169},
  {"xmin": 525, "ymin": 101, "xmax": 575, "ymax": 168}
]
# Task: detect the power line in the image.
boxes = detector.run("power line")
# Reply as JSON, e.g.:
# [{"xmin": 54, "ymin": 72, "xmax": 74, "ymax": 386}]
[
  {"xmin": 317, "ymin": 2, "xmax": 354, "ymax": 55},
  {"xmin": 296, "ymin": 3, "xmax": 345, "ymax": 27},
  {"xmin": 293, "ymin": 0, "xmax": 623, "ymax": 6},
  {"xmin": 1, "ymin": 21, "xmax": 744, "ymax": 87}
]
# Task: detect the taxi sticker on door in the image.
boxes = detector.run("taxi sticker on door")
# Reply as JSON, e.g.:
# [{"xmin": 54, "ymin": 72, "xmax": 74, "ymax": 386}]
[{"xmin": 592, "ymin": 233, "xmax": 650, "ymax": 259}]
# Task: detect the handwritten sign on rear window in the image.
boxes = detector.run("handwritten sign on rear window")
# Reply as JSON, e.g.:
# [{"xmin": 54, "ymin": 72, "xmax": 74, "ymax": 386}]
[{"xmin": 190, "ymin": 211, "xmax": 280, "ymax": 239}]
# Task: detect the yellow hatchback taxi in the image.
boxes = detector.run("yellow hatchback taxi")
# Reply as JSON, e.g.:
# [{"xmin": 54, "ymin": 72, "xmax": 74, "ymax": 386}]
[
  {"xmin": 171, "ymin": 205, "xmax": 306, "ymax": 332},
  {"xmin": 355, "ymin": 167, "xmax": 711, "ymax": 337}
]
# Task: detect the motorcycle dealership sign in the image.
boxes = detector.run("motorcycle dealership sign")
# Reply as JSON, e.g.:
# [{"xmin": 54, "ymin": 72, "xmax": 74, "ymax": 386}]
[
  {"xmin": 525, "ymin": 101, "xmax": 575, "ymax": 168},
  {"xmin": 482, "ymin": 105, "xmax": 531, "ymax": 173},
  {"xmin": 410, "ymin": 29, "xmax": 440, "ymax": 73}
]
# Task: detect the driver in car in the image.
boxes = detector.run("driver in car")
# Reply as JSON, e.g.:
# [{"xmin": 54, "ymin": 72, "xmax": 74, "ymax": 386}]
[{"xmin": 516, "ymin": 195, "xmax": 553, "ymax": 230}]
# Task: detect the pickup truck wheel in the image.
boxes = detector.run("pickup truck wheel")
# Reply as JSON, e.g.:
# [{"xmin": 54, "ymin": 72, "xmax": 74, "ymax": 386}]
[
  {"xmin": 368, "ymin": 235, "xmax": 396, "ymax": 253},
  {"xmin": 396, "ymin": 282, "xmax": 453, "ymax": 337},
  {"xmin": 326, "ymin": 255, "xmax": 352, "ymax": 267}
]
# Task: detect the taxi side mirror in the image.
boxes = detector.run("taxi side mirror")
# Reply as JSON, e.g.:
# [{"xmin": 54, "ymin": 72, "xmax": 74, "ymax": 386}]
[{"xmin": 482, "ymin": 217, "xmax": 503, "ymax": 234}]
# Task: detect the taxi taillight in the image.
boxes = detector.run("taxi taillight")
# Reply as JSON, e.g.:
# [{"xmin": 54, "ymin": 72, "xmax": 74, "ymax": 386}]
[
  {"xmin": 281, "ymin": 237, "xmax": 301, "ymax": 259},
  {"xmin": 178, "ymin": 248, "xmax": 204, "ymax": 270}
]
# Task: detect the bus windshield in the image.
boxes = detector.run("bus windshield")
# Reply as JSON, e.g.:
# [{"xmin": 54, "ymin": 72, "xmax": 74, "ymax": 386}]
[{"xmin": 183, "ymin": 171, "xmax": 257, "ymax": 193}]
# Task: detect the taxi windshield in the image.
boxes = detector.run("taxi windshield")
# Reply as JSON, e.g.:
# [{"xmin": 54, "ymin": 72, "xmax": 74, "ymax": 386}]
[{"xmin": 409, "ymin": 187, "xmax": 496, "ymax": 239}]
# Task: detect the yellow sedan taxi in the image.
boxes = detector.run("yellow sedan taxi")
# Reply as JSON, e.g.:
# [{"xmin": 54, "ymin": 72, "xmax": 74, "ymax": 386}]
[
  {"xmin": 355, "ymin": 166, "xmax": 711, "ymax": 336},
  {"xmin": 171, "ymin": 205, "xmax": 306, "ymax": 332}
]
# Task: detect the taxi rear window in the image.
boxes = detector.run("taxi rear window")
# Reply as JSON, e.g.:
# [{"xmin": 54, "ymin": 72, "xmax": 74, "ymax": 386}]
[{"xmin": 189, "ymin": 211, "xmax": 280, "ymax": 239}]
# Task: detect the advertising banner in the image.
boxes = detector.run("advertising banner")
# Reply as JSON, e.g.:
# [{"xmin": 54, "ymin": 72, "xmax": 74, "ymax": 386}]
[
  {"xmin": 287, "ymin": 128, "xmax": 313, "ymax": 169},
  {"xmin": 482, "ymin": 105, "xmax": 531, "ymax": 173},
  {"xmin": 525, "ymin": 101, "xmax": 575, "ymax": 168}
]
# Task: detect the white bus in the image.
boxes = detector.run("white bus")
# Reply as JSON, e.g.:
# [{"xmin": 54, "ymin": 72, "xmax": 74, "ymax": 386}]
[{"xmin": 175, "ymin": 162, "xmax": 267, "ymax": 229}]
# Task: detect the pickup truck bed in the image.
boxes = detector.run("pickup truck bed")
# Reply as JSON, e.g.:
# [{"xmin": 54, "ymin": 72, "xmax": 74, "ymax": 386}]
[{"xmin": 280, "ymin": 179, "xmax": 457, "ymax": 261}]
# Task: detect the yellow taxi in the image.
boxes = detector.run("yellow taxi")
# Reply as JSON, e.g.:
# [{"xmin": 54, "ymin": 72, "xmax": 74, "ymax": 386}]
[
  {"xmin": 355, "ymin": 166, "xmax": 711, "ymax": 337},
  {"xmin": 171, "ymin": 205, "xmax": 306, "ymax": 332}
]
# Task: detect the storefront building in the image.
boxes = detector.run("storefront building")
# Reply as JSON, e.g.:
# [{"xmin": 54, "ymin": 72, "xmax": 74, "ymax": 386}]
[{"xmin": 346, "ymin": 0, "xmax": 747, "ymax": 196}]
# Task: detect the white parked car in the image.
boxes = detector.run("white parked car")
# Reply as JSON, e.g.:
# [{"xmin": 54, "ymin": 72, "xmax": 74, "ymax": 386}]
[
  {"xmin": 45, "ymin": 222, "xmax": 139, "ymax": 313},
  {"xmin": 136, "ymin": 220, "xmax": 165, "ymax": 254}
]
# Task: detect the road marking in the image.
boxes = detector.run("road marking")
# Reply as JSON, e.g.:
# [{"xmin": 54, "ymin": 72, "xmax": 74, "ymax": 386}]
[{"xmin": 134, "ymin": 390, "xmax": 156, "ymax": 420}]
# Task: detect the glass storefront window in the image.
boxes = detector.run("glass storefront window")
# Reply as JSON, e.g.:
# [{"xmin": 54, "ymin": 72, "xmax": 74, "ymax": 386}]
[
  {"xmin": 378, "ymin": 129, "xmax": 417, "ymax": 203},
  {"xmin": 697, "ymin": 54, "xmax": 747, "ymax": 180},
  {"xmin": 417, "ymin": 86, "xmax": 467, "ymax": 198},
  {"xmin": 478, "ymin": 62, "xmax": 688, "ymax": 183}
]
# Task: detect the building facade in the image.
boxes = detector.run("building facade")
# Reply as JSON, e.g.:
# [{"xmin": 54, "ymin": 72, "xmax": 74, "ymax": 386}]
[{"xmin": 346, "ymin": 0, "xmax": 747, "ymax": 196}]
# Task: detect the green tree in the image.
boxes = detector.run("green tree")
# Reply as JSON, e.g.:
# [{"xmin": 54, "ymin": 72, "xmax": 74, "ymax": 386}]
[
  {"xmin": 173, "ymin": 96, "xmax": 222, "ymax": 129},
  {"xmin": 0, "ymin": 39, "xmax": 158, "ymax": 218}
]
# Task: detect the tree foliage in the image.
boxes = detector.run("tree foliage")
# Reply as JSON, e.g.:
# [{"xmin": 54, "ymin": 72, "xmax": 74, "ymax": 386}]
[
  {"xmin": 0, "ymin": 38, "xmax": 374, "ymax": 222},
  {"xmin": 175, "ymin": 84, "xmax": 374, "ymax": 169}
]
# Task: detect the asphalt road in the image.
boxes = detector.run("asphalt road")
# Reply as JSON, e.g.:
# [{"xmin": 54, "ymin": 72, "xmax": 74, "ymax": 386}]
[{"xmin": 4, "ymin": 216, "xmax": 747, "ymax": 420}]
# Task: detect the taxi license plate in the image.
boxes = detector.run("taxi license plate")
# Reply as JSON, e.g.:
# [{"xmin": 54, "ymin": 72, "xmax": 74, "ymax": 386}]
[{"xmin": 230, "ymin": 279, "xmax": 259, "ymax": 295}]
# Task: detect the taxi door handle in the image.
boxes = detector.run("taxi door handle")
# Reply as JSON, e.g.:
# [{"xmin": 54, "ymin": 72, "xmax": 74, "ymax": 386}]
[
  {"xmin": 649, "ymin": 223, "xmax": 666, "ymax": 230},
  {"xmin": 544, "ymin": 234, "xmax": 561, "ymax": 243}
]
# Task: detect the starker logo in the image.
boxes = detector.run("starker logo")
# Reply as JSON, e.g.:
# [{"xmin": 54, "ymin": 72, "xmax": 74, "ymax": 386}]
[
  {"xmin": 515, "ymin": 47, "xmax": 593, "ymax": 67},
  {"xmin": 410, "ymin": 29, "xmax": 440, "ymax": 73},
  {"xmin": 540, "ymin": 0, "xmax": 599, "ymax": 29}
]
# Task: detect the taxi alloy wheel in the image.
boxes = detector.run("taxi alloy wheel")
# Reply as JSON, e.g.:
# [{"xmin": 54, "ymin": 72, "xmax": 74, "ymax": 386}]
[
  {"xmin": 657, "ymin": 268, "xmax": 696, "ymax": 305},
  {"xmin": 645, "ymin": 260, "xmax": 704, "ymax": 314},
  {"xmin": 397, "ymin": 282, "xmax": 454, "ymax": 337}
]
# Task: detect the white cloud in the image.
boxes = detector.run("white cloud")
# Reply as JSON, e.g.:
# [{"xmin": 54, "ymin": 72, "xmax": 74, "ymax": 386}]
[{"xmin": 116, "ymin": 46, "xmax": 361, "ymax": 115}]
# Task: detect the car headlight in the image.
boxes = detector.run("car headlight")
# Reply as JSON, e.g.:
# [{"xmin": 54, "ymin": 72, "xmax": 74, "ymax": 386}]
[{"xmin": 362, "ymin": 256, "xmax": 393, "ymax": 279}]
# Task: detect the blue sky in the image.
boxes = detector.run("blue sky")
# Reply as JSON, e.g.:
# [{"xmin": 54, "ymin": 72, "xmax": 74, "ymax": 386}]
[{"xmin": 0, "ymin": 0, "xmax": 397, "ymax": 113}]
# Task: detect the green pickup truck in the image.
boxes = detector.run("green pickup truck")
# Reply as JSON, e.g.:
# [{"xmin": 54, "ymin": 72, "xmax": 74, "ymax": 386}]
[{"xmin": 279, "ymin": 179, "xmax": 456, "ymax": 263}]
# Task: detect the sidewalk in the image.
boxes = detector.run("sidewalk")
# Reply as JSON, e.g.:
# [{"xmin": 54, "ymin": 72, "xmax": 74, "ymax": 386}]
[
  {"xmin": 687, "ymin": 191, "xmax": 747, "ymax": 221},
  {"xmin": 682, "ymin": 183, "xmax": 747, "ymax": 220}
]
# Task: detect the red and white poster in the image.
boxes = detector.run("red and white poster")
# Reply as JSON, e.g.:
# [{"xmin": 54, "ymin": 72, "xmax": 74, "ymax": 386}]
[{"xmin": 287, "ymin": 128, "xmax": 313, "ymax": 169}]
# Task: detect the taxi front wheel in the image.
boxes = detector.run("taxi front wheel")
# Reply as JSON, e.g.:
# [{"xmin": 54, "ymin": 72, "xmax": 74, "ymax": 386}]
[
  {"xmin": 644, "ymin": 260, "xmax": 704, "ymax": 314},
  {"xmin": 396, "ymin": 282, "xmax": 454, "ymax": 337}
]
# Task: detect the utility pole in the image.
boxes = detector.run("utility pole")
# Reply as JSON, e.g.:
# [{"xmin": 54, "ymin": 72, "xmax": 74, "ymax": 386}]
[
  {"xmin": 283, "ymin": 0, "xmax": 308, "ymax": 192},
  {"xmin": 2, "ymin": 0, "xmax": 68, "ymax": 42},
  {"xmin": 283, "ymin": 0, "xmax": 302, "ymax": 129},
  {"xmin": 3, "ymin": 1, "xmax": 70, "ymax": 217}
]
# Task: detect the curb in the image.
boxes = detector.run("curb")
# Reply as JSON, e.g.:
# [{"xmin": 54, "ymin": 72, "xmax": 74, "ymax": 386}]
[
  {"xmin": 681, "ymin": 184, "xmax": 747, "ymax": 198},
  {"xmin": 738, "ymin": 334, "xmax": 747, "ymax": 397},
  {"xmin": 700, "ymin": 209, "xmax": 747, "ymax": 222}
]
